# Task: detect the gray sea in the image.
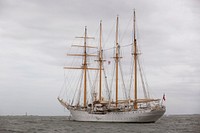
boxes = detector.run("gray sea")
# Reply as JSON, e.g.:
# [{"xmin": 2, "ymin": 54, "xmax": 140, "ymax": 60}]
[{"xmin": 0, "ymin": 115, "xmax": 199, "ymax": 133}]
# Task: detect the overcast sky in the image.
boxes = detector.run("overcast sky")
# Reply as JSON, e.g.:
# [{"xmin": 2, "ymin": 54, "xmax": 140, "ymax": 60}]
[{"xmin": 0, "ymin": 0, "xmax": 200, "ymax": 116}]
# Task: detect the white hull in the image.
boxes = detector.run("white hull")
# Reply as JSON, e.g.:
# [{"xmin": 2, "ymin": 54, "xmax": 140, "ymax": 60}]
[{"xmin": 69, "ymin": 108, "xmax": 165, "ymax": 123}]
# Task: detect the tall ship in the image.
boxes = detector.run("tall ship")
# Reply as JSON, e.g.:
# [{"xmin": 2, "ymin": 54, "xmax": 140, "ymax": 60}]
[{"xmin": 58, "ymin": 11, "xmax": 166, "ymax": 122}]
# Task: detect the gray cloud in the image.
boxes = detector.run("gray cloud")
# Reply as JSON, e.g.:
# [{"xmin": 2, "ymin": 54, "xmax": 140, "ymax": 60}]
[{"xmin": 0, "ymin": 0, "xmax": 199, "ymax": 115}]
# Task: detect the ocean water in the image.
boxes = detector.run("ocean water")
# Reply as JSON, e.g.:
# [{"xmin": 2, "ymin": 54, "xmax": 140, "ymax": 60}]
[{"xmin": 0, "ymin": 115, "xmax": 199, "ymax": 133}]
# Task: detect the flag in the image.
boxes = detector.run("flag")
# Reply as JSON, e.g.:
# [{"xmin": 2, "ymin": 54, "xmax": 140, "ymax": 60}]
[{"xmin": 163, "ymin": 94, "xmax": 166, "ymax": 101}]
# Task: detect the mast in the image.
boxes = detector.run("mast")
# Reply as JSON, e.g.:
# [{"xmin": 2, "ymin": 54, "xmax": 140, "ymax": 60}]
[
  {"xmin": 64, "ymin": 26, "xmax": 97, "ymax": 108},
  {"xmin": 115, "ymin": 16, "xmax": 119, "ymax": 107},
  {"xmin": 99, "ymin": 21, "xmax": 103, "ymax": 101},
  {"xmin": 83, "ymin": 26, "xmax": 87, "ymax": 107},
  {"xmin": 133, "ymin": 10, "xmax": 138, "ymax": 109}
]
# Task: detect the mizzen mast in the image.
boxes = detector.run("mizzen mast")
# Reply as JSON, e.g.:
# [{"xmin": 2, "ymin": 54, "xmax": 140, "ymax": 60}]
[
  {"xmin": 115, "ymin": 16, "xmax": 119, "ymax": 107},
  {"xmin": 133, "ymin": 10, "xmax": 138, "ymax": 109}
]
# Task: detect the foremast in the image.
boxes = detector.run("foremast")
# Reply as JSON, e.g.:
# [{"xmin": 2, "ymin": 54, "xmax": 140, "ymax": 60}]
[
  {"xmin": 64, "ymin": 26, "xmax": 96, "ymax": 108},
  {"xmin": 83, "ymin": 26, "xmax": 87, "ymax": 107}
]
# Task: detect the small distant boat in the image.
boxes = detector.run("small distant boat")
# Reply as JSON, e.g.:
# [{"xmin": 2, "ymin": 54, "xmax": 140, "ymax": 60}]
[{"xmin": 58, "ymin": 10, "xmax": 166, "ymax": 122}]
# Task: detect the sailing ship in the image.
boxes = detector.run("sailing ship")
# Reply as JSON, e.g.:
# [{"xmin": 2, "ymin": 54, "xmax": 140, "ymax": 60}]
[{"xmin": 58, "ymin": 11, "xmax": 166, "ymax": 122}]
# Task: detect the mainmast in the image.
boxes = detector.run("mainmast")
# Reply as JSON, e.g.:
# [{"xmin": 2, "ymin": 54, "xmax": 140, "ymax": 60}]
[
  {"xmin": 83, "ymin": 26, "xmax": 87, "ymax": 107},
  {"xmin": 115, "ymin": 16, "xmax": 119, "ymax": 107},
  {"xmin": 99, "ymin": 20, "xmax": 103, "ymax": 101},
  {"xmin": 133, "ymin": 10, "xmax": 138, "ymax": 109}
]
